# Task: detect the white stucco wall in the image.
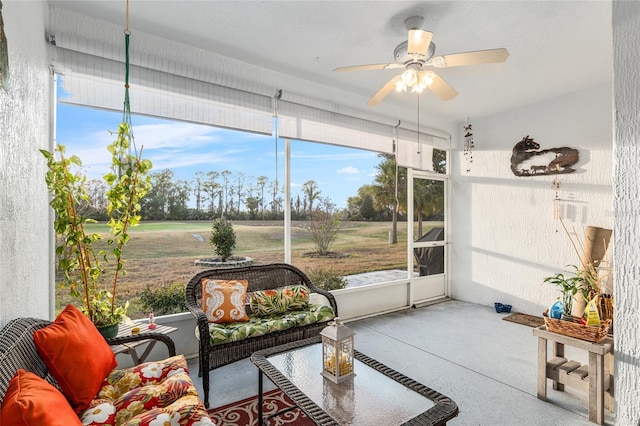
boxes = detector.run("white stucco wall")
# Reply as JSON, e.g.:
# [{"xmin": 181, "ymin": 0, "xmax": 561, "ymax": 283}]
[
  {"xmin": 0, "ymin": 1, "xmax": 52, "ymax": 326},
  {"xmin": 449, "ymin": 84, "xmax": 613, "ymax": 316},
  {"xmin": 612, "ymin": 1, "xmax": 640, "ymax": 424}
]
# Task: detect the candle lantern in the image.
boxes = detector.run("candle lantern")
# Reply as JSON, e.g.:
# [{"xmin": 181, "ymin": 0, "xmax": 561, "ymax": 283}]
[{"xmin": 320, "ymin": 317, "xmax": 355, "ymax": 383}]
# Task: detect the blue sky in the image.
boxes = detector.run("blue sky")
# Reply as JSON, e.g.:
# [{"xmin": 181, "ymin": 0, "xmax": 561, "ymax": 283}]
[{"xmin": 56, "ymin": 102, "xmax": 382, "ymax": 209}]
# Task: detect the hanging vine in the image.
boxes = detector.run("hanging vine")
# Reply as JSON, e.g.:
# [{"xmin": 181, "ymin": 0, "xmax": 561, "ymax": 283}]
[{"xmin": 41, "ymin": 0, "xmax": 152, "ymax": 327}]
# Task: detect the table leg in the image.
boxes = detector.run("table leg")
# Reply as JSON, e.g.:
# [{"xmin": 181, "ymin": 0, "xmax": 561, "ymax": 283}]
[
  {"xmin": 537, "ymin": 336, "xmax": 547, "ymax": 400},
  {"xmin": 605, "ymin": 351, "xmax": 614, "ymax": 412},
  {"xmin": 588, "ymin": 352, "xmax": 605, "ymax": 425},
  {"xmin": 135, "ymin": 340, "xmax": 158, "ymax": 364},
  {"xmin": 258, "ymin": 371, "xmax": 264, "ymax": 426},
  {"xmin": 552, "ymin": 341, "xmax": 564, "ymax": 392}
]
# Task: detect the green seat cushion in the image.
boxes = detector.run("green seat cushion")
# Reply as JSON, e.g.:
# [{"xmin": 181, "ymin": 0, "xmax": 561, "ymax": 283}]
[{"xmin": 206, "ymin": 304, "xmax": 335, "ymax": 345}]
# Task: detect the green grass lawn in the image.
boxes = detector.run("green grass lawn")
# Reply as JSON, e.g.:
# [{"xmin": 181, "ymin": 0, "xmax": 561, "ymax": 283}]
[{"xmin": 58, "ymin": 220, "xmax": 440, "ymax": 318}]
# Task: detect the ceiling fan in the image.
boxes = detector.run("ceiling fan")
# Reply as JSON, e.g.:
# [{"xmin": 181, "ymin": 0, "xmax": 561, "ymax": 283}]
[{"xmin": 334, "ymin": 16, "xmax": 509, "ymax": 105}]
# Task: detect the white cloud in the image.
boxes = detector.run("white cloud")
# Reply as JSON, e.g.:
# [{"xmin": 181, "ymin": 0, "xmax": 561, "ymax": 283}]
[
  {"xmin": 134, "ymin": 122, "xmax": 222, "ymax": 150},
  {"xmin": 61, "ymin": 122, "xmax": 258, "ymax": 179},
  {"xmin": 337, "ymin": 166, "xmax": 359, "ymax": 175}
]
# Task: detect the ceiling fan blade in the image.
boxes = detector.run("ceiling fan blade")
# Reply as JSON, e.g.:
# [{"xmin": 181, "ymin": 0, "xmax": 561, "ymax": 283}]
[
  {"xmin": 366, "ymin": 76, "xmax": 401, "ymax": 105},
  {"xmin": 334, "ymin": 63, "xmax": 404, "ymax": 72},
  {"xmin": 431, "ymin": 48, "xmax": 509, "ymax": 68},
  {"xmin": 428, "ymin": 73, "xmax": 458, "ymax": 101},
  {"xmin": 407, "ymin": 29, "xmax": 433, "ymax": 57}
]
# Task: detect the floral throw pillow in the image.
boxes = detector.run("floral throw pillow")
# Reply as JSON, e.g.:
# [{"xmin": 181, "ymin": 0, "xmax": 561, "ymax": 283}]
[
  {"xmin": 249, "ymin": 284, "xmax": 310, "ymax": 316},
  {"xmin": 202, "ymin": 279, "xmax": 250, "ymax": 323}
]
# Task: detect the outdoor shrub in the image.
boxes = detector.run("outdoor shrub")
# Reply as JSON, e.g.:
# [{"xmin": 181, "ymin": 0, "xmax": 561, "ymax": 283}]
[
  {"xmin": 139, "ymin": 282, "xmax": 187, "ymax": 315},
  {"xmin": 306, "ymin": 267, "xmax": 348, "ymax": 291},
  {"xmin": 306, "ymin": 198, "xmax": 341, "ymax": 255},
  {"xmin": 210, "ymin": 217, "xmax": 236, "ymax": 261}
]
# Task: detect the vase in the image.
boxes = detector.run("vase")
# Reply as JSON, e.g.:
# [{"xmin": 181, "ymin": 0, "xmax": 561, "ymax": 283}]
[{"xmin": 96, "ymin": 323, "xmax": 119, "ymax": 339}]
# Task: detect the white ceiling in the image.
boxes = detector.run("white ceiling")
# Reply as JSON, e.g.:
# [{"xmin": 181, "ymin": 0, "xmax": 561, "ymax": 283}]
[{"xmin": 49, "ymin": 0, "xmax": 612, "ymax": 127}]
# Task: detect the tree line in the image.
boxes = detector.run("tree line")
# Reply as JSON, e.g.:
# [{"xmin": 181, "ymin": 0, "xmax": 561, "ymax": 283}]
[{"xmin": 79, "ymin": 152, "xmax": 446, "ymax": 232}]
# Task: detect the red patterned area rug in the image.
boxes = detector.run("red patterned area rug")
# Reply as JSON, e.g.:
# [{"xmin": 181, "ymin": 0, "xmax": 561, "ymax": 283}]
[{"xmin": 208, "ymin": 388, "xmax": 315, "ymax": 426}]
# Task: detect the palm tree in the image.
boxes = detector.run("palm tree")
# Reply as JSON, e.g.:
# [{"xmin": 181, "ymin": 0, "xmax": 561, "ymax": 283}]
[
  {"xmin": 371, "ymin": 154, "xmax": 406, "ymax": 244},
  {"xmin": 413, "ymin": 179, "xmax": 444, "ymax": 237}
]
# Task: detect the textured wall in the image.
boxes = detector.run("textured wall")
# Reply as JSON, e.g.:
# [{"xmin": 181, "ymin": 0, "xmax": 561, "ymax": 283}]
[
  {"xmin": 613, "ymin": 1, "xmax": 640, "ymax": 423},
  {"xmin": 450, "ymin": 84, "xmax": 613, "ymax": 316},
  {"xmin": 0, "ymin": 1, "xmax": 52, "ymax": 325}
]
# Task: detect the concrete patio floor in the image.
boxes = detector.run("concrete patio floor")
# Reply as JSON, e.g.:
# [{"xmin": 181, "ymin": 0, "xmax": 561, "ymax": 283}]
[{"xmin": 187, "ymin": 298, "xmax": 614, "ymax": 425}]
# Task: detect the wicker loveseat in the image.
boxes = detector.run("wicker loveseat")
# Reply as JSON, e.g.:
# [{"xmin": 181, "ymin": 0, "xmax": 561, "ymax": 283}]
[
  {"xmin": 186, "ymin": 263, "xmax": 338, "ymax": 408},
  {"xmin": 0, "ymin": 314, "xmax": 213, "ymax": 425}
]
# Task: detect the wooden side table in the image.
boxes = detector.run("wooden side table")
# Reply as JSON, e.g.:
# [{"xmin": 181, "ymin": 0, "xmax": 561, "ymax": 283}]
[
  {"xmin": 533, "ymin": 325, "xmax": 613, "ymax": 424},
  {"xmin": 106, "ymin": 323, "xmax": 177, "ymax": 365}
]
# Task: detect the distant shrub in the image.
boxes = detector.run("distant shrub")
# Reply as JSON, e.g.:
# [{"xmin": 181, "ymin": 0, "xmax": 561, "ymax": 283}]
[
  {"xmin": 210, "ymin": 217, "xmax": 236, "ymax": 261},
  {"xmin": 139, "ymin": 282, "xmax": 187, "ymax": 315},
  {"xmin": 305, "ymin": 198, "xmax": 341, "ymax": 255},
  {"xmin": 306, "ymin": 267, "xmax": 348, "ymax": 291}
]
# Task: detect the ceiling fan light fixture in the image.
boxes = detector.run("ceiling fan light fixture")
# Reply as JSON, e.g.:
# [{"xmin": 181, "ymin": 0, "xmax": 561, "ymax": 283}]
[
  {"xmin": 397, "ymin": 69, "xmax": 435, "ymax": 93},
  {"xmin": 400, "ymin": 68, "xmax": 418, "ymax": 86},
  {"xmin": 420, "ymin": 71, "xmax": 435, "ymax": 87},
  {"xmin": 395, "ymin": 80, "xmax": 408, "ymax": 92}
]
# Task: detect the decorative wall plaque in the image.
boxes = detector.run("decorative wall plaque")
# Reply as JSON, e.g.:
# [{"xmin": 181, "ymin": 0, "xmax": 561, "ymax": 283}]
[{"xmin": 510, "ymin": 135, "xmax": 579, "ymax": 177}]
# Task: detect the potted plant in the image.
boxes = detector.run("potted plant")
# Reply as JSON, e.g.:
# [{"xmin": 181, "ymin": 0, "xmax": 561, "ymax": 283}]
[
  {"xmin": 544, "ymin": 269, "xmax": 581, "ymax": 319},
  {"xmin": 41, "ymin": 122, "xmax": 151, "ymax": 337}
]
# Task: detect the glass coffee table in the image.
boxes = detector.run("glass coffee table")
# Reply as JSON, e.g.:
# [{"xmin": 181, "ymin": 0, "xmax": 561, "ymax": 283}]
[{"xmin": 250, "ymin": 336, "xmax": 458, "ymax": 426}]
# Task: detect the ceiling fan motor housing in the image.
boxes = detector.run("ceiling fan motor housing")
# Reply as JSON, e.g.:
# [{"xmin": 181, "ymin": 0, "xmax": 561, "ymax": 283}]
[{"xmin": 394, "ymin": 40, "xmax": 436, "ymax": 64}]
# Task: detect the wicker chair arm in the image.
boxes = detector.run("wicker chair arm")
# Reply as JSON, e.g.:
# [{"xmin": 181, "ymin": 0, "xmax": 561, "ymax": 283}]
[
  {"xmin": 106, "ymin": 332, "xmax": 176, "ymax": 357},
  {"xmin": 188, "ymin": 306, "xmax": 212, "ymax": 348},
  {"xmin": 307, "ymin": 285, "xmax": 338, "ymax": 316}
]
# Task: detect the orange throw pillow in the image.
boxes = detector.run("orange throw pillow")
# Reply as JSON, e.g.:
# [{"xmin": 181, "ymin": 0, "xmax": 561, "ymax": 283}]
[
  {"xmin": 202, "ymin": 279, "xmax": 249, "ymax": 323},
  {"xmin": 0, "ymin": 369, "xmax": 82, "ymax": 426},
  {"xmin": 33, "ymin": 304, "xmax": 117, "ymax": 413}
]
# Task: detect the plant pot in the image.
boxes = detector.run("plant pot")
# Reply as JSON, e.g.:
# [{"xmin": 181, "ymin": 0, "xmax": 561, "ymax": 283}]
[{"xmin": 96, "ymin": 323, "xmax": 119, "ymax": 339}]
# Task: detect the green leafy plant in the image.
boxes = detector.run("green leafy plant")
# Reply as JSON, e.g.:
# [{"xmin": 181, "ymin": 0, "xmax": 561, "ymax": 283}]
[
  {"xmin": 139, "ymin": 282, "xmax": 187, "ymax": 315},
  {"xmin": 87, "ymin": 290, "xmax": 130, "ymax": 326},
  {"xmin": 544, "ymin": 268, "xmax": 582, "ymax": 316},
  {"xmin": 210, "ymin": 217, "xmax": 236, "ymax": 261},
  {"xmin": 306, "ymin": 267, "xmax": 348, "ymax": 291},
  {"xmin": 573, "ymin": 266, "xmax": 600, "ymax": 303},
  {"xmin": 41, "ymin": 122, "xmax": 152, "ymax": 326}
]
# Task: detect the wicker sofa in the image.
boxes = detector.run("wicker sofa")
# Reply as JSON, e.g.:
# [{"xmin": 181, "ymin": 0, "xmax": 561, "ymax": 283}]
[
  {"xmin": 0, "ymin": 315, "xmax": 213, "ymax": 425},
  {"xmin": 186, "ymin": 263, "xmax": 338, "ymax": 408}
]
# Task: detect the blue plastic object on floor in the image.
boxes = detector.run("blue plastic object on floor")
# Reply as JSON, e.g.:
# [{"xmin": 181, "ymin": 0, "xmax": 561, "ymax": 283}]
[{"xmin": 494, "ymin": 303, "xmax": 512, "ymax": 313}]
